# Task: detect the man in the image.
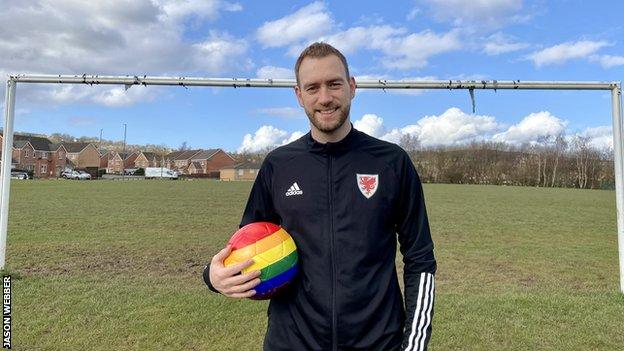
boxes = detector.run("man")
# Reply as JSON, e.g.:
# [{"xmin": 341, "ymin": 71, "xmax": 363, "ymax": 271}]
[{"xmin": 204, "ymin": 42, "xmax": 436, "ymax": 351}]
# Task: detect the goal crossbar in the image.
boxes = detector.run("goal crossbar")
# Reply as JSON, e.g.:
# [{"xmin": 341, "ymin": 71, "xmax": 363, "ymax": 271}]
[{"xmin": 2, "ymin": 75, "xmax": 623, "ymax": 293}]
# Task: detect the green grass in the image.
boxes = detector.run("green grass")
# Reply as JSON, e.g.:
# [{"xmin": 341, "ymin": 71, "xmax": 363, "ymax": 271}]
[{"xmin": 6, "ymin": 179, "xmax": 623, "ymax": 350}]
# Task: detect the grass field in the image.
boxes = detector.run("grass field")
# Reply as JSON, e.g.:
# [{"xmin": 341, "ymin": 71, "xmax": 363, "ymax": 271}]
[{"xmin": 5, "ymin": 179, "xmax": 624, "ymax": 350}]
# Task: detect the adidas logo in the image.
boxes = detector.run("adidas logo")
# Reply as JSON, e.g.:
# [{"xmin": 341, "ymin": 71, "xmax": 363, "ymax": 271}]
[{"xmin": 285, "ymin": 182, "xmax": 303, "ymax": 196}]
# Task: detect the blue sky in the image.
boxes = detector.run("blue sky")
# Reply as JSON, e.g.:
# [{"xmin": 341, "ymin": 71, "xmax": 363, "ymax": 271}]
[{"xmin": 1, "ymin": 0, "xmax": 623, "ymax": 152}]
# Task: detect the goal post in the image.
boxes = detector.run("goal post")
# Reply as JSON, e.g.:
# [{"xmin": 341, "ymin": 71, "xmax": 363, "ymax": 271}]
[{"xmin": 1, "ymin": 75, "xmax": 623, "ymax": 293}]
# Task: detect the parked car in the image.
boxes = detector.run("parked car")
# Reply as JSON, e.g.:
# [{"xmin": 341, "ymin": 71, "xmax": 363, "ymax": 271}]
[
  {"xmin": 10, "ymin": 171, "xmax": 29, "ymax": 180},
  {"xmin": 61, "ymin": 170, "xmax": 73, "ymax": 178},
  {"xmin": 70, "ymin": 170, "xmax": 91, "ymax": 180}
]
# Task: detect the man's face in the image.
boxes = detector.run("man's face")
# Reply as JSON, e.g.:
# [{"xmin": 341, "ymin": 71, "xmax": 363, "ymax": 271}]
[{"xmin": 295, "ymin": 55, "xmax": 356, "ymax": 135}]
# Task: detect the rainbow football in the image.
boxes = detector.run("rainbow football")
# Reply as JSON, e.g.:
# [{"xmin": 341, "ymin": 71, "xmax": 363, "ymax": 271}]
[{"xmin": 224, "ymin": 222, "xmax": 298, "ymax": 300}]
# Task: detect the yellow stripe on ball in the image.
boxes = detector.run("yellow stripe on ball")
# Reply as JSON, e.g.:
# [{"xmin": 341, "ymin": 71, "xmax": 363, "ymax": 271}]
[
  {"xmin": 224, "ymin": 228, "xmax": 295, "ymax": 270},
  {"xmin": 244, "ymin": 236, "xmax": 296, "ymax": 273}
]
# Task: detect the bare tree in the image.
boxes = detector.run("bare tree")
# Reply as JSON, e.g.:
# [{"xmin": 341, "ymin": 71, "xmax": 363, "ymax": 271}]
[
  {"xmin": 571, "ymin": 135, "xmax": 591, "ymax": 188},
  {"xmin": 551, "ymin": 133, "xmax": 568, "ymax": 187},
  {"xmin": 399, "ymin": 133, "xmax": 421, "ymax": 153}
]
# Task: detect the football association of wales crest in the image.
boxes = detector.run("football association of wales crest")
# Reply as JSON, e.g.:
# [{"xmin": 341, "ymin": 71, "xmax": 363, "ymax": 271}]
[{"xmin": 356, "ymin": 174, "xmax": 379, "ymax": 199}]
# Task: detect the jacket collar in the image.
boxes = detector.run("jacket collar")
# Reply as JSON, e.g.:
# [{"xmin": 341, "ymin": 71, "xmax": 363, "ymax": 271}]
[{"xmin": 306, "ymin": 123, "xmax": 358, "ymax": 154}]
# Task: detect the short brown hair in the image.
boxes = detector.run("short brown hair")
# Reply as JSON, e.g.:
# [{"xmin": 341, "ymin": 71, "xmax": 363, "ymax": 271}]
[{"xmin": 294, "ymin": 42, "xmax": 350, "ymax": 86}]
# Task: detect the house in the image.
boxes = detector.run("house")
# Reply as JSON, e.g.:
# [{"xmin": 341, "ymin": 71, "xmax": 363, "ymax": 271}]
[
  {"xmin": 188, "ymin": 161, "xmax": 204, "ymax": 174},
  {"xmin": 189, "ymin": 149, "xmax": 237, "ymax": 177},
  {"xmin": 220, "ymin": 161, "xmax": 261, "ymax": 181},
  {"xmin": 163, "ymin": 150, "xmax": 186, "ymax": 169},
  {"xmin": 12, "ymin": 140, "xmax": 35, "ymax": 171},
  {"xmin": 61, "ymin": 142, "xmax": 100, "ymax": 168},
  {"xmin": 123, "ymin": 152, "xmax": 139, "ymax": 170},
  {"xmin": 99, "ymin": 150, "xmax": 115, "ymax": 172},
  {"xmin": 134, "ymin": 151, "xmax": 161, "ymax": 169},
  {"xmin": 106, "ymin": 151, "xmax": 129, "ymax": 174},
  {"xmin": 0, "ymin": 133, "xmax": 68, "ymax": 178},
  {"xmin": 171, "ymin": 150, "xmax": 201, "ymax": 174}
]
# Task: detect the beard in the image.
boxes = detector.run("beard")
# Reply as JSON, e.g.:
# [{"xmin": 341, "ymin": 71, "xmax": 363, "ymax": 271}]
[{"xmin": 304, "ymin": 103, "xmax": 351, "ymax": 134}]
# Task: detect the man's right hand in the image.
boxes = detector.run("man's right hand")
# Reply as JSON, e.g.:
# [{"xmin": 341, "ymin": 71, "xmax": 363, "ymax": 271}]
[{"xmin": 209, "ymin": 245, "xmax": 262, "ymax": 298}]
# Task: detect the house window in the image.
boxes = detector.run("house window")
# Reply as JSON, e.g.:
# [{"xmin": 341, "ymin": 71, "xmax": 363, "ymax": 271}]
[
  {"xmin": 42, "ymin": 152, "xmax": 48, "ymax": 159},
  {"xmin": 238, "ymin": 169, "xmax": 244, "ymax": 176},
  {"xmin": 59, "ymin": 151, "xmax": 64, "ymax": 159},
  {"xmin": 41, "ymin": 164, "xmax": 47, "ymax": 174},
  {"xmin": 25, "ymin": 149, "xmax": 30, "ymax": 157}
]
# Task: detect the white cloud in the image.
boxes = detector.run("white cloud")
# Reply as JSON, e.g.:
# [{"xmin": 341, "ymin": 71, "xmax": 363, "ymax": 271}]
[
  {"xmin": 423, "ymin": 0, "xmax": 524, "ymax": 29},
  {"xmin": 493, "ymin": 111, "xmax": 567, "ymax": 144},
  {"xmin": 92, "ymin": 86, "xmax": 157, "ymax": 107},
  {"xmin": 0, "ymin": 1, "xmax": 251, "ymax": 106},
  {"xmin": 157, "ymin": 0, "xmax": 241, "ymax": 22},
  {"xmin": 281, "ymin": 131, "xmax": 305, "ymax": 145},
  {"xmin": 354, "ymin": 114, "xmax": 386, "ymax": 137},
  {"xmin": 483, "ymin": 32, "xmax": 530, "ymax": 55},
  {"xmin": 17, "ymin": 84, "xmax": 159, "ymax": 108},
  {"xmin": 590, "ymin": 54, "xmax": 624, "ymax": 69},
  {"xmin": 262, "ymin": 5, "xmax": 461, "ymax": 70},
  {"xmin": 411, "ymin": 107, "xmax": 500, "ymax": 146},
  {"xmin": 256, "ymin": 2, "xmax": 333, "ymax": 48},
  {"xmin": 238, "ymin": 125, "xmax": 303, "ymax": 153},
  {"xmin": 256, "ymin": 66, "xmax": 294, "ymax": 79},
  {"xmin": 254, "ymin": 107, "xmax": 303, "ymax": 119},
  {"xmin": 378, "ymin": 30, "xmax": 462, "ymax": 69},
  {"xmin": 527, "ymin": 40, "xmax": 609, "ymax": 67},
  {"xmin": 580, "ymin": 126, "xmax": 612, "ymax": 150},
  {"xmin": 43, "ymin": 86, "xmax": 94, "ymax": 105},
  {"xmin": 354, "ymin": 108, "xmax": 500, "ymax": 147},
  {"xmin": 321, "ymin": 26, "xmax": 461, "ymax": 70},
  {"xmin": 319, "ymin": 25, "xmax": 406, "ymax": 54},
  {"xmin": 191, "ymin": 31, "xmax": 252, "ymax": 74}
]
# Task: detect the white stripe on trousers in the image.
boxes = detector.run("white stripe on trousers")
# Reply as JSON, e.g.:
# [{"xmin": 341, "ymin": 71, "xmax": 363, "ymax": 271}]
[{"xmin": 405, "ymin": 272, "xmax": 434, "ymax": 351}]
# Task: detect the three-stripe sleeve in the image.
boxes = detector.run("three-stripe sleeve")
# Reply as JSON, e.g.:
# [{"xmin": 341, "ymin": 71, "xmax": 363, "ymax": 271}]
[
  {"xmin": 394, "ymin": 151, "xmax": 437, "ymax": 351},
  {"xmin": 404, "ymin": 273, "xmax": 435, "ymax": 351}
]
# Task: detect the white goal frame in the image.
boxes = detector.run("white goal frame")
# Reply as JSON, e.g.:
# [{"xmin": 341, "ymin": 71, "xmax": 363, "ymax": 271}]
[{"xmin": 2, "ymin": 75, "xmax": 623, "ymax": 293}]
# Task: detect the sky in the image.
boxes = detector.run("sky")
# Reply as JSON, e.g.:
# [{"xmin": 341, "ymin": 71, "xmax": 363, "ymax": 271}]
[{"xmin": 1, "ymin": 0, "xmax": 623, "ymax": 153}]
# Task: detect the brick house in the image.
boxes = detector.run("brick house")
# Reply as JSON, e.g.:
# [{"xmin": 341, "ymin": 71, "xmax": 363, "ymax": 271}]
[
  {"xmin": 123, "ymin": 152, "xmax": 139, "ymax": 170},
  {"xmin": 0, "ymin": 133, "xmax": 68, "ymax": 178},
  {"xmin": 12, "ymin": 140, "xmax": 35, "ymax": 171},
  {"xmin": 220, "ymin": 161, "xmax": 261, "ymax": 181},
  {"xmin": 134, "ymin": 151, "xmax": 161, "ymax": 169},
  {"xmin": 106, "ymin": 151, "xmax": 129, "ymax": 174},
  {"xmin": 188, "ymin": 161, "xmax": 203, "ymax": 174},
  {"xmin": 61, "ymin": 142, "xmax": 100, "ymax": 177},
  {"xmin": 163, "ymin": 151, "xmax": 185, "ymax": 170},
  {"xmin": 99, "ymin": 150, "xmax": 115, "ymax": 172},
  {"xmin": 170, "ymin": 150, "xmax": 201, "ymax": 174},
  {"xmin": 62, "ymin": 142, "xmax": 100, "ymax": 167},
  {"xmin": 189, "ymin": 149, "xmax": 237, "ymax": 177}
]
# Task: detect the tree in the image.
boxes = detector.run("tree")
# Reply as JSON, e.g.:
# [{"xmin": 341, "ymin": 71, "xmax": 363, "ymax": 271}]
[
  {"xmin": 178, "ymin": 141, "xmax": 189, "ymax": 151},
  {"xmin": 571, "ymin": 135, "xmax": 591, "ymax": 188},
  {"xmin": 551, "ymin": 133, "xmax": 568, "ymax": 187},
  {"xmin": 399, "ymin": 133, "xmax": 420, "ymax": 153}
]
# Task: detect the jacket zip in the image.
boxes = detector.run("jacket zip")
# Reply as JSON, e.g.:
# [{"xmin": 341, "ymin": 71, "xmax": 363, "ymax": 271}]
[{"xmin": 328, "ymin": 153, "xmax": 338, "ymax": 351}]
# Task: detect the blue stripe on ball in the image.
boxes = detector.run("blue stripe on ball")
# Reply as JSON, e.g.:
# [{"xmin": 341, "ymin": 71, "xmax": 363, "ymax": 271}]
[{"xmin": 254, "ymin": 265, "xmax": 298, "ymax": 297}]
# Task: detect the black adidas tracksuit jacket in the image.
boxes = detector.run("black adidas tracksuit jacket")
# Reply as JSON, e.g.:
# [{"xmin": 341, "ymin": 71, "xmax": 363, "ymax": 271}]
[{"xmin": 204, "ymin": 126, "xmax": 436, "ymax": 351}]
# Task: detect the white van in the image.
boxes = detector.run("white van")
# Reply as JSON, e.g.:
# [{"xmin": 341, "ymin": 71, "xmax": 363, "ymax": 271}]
[{"xmin": 145, "ymin": 167, "xmax": 179, "ymax": 180}]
